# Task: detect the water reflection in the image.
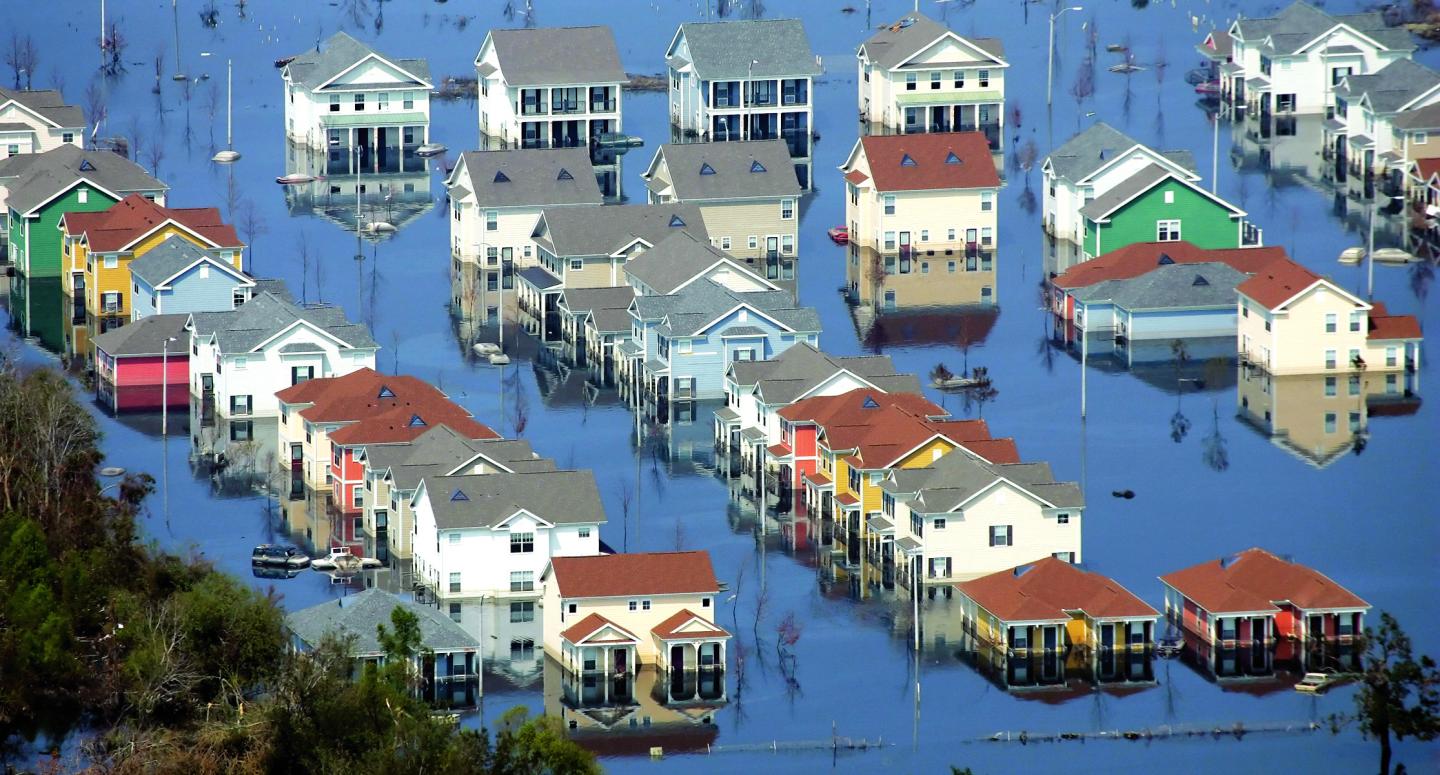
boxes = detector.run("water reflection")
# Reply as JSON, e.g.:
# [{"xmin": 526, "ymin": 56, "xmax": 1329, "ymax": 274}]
[
  {"xmin": 281, "ymin": 141, "xmax": 436, "ymax": 239},
  {"xmin": 545, "ymin": 659, "xmax": 723, "ymax": 757},
  {"xmin": 1236, "ymin": 366, "xmax": 1421, "ymax": 469},
  {"xmin": 844, "ymin": 246, "xmax": 999, "ymax": 353}
]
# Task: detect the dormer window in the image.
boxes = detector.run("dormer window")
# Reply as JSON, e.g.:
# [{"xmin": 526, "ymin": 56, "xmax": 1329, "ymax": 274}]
[
  {"xmin": 450, "ymin": 489, "xmax": 469, "ymax": 501},
  {"xmin": 493, "ymin": 170, "xmax": 510, "ymax": 183},
  {"xmin": 1157, "ymin": 254, "xmax": 1174, "ymax": 265},
  {"xmin": 699, "ymin": 162, "xmax": 716, "ymax": 175},
  {"xmin": 900, "ymin": 154, "xmax": 917, "ymax": 167},
  {"xmin": 378, "ymin": 385, "xmax": 396, "ymax": 398},
  {"xmin": 668, "ymin": 214, "xmax": 685, "ymax": 227},
  {"xmin": 556, "ymin": 168, "xmax": 573, "ymax": 180},
  {"xmin": 79, "ymin": 159, "xmax": 95, "ymax": 172},
  {"xmin": 750, "ymin": 160, "xmax": 766, "ymax": 173},
  {"xmin": 945, "ymin": 151, "xmax": 961, "ymax": 165},
  {"xmin": 1192, "ymin": 275, "xmax": 1210, "ymax": 286},
  {"xmin": 408, "ymin": 414, "xmax": 427, "ymax": 427},
  {"xmin": 862, "ymin": 395, "xmax": 879, "ymax": 409}
]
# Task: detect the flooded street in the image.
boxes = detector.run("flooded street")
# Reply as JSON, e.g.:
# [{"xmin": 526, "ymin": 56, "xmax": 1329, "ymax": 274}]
[{"xmin": 6, "ymin": 0, "xmax": 1439, "ymax": 771}]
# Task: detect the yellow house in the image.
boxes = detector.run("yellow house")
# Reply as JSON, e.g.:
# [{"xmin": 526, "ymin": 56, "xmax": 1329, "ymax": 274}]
[
  {"xmin": 1237, "ymin": 257, "xmax": 1421, "ymax": 376},
  {"xmin": 1236, "ymin": 366, "xmax": 1421, "ymax": 469},
  {"xmin": 60, "ymin": 194, "xmax": 243, "ymax": 350}
]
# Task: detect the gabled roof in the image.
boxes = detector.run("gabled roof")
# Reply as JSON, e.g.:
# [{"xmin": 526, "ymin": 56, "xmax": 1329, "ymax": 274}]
[
  {"xmin": 1079, "ymin": 164, "xmax": 1244, "ymax": 222},
  {"xmin": 778, "ymin": 387, "xmax": 943, "ymax": 424},
  {"xmin": 561, "ymin": 286, "xmax": 638, "ymax": 335},
  {"xmin": 729, "ymin": 342, "xmax": 919, "ymax": 404},
  {"xmin": 91, "ymin": 313, "xmax": 190, "ymax": 358},
  {"xmin": 535, "ymin": 203, "xmax": 707, "ymax": 257},
  {"xmin": 128, "ymin": 235, "xmax": 251, "ymax": 289},
  {"xmin": 647, "ymin": 140, "xmax": 801, "ymax": 201},
  {"xmin": 1365, "ymin": 301, "xmax": 1422, "ymax": 341},
  {"xmin": 671, "ymin": 19, "xmax": 820, "ymax": 81},
  {"xmin": 0, "ymin": 145, "xmax": 165, "ymax": 215},
  {"xmin": 623, "ymin": 230, "xmax": 774, "ymax": 295},
  {"xmin": 957, "ymin": 558, "xmax": 1157, "ymax": 624},
  {"xmin": 423, "ymin": 469, "xmax": 606, "ymax": 529},
  {"xmin": 1393, "ymin": 103, "xmax": 1440, "ymax": 132},
  {"xmin": 1054, "ymin": 241, "xmax": 1287, "ymax": 290},
  {"xmin": 883, "ymin": 453, "xmax": 1083, "ymax": 513},
  {"xmin": 849, "ymin": 132, "xmax": 999, "ymax": 192},
  {"xmin": 1043, "ymin": 123, "xmax": 1196, "ymax": 184},
  {"xmin": 652, "ymin": 609, "xmax": 731, "ymax": 641},
  {"xmin": 448, "ymin": 148, "xmax": 602, "ymax": 209},
  {"xmin": 857, "ymin": 12, "xmax": 1005, "ymax": 70},
  {"xmin": 560, "ymin": 613, "xmax": 639, "ymax": 645},
  {"xmin": 0, "ymin": 87, "xmax": 84, "ymax": 128},
  {"xmin": 286, "ymin": 589, "xmax": 477, "ymax": 656},
  {"xmin": 367, "ymin": 428, "xmax": 553, "ymax": 491},
  {"xmin": 547, "ymin": 551, "xmax": 720, "ymax": 599},
  {"xmin": 1234, "ymin": 257, "xmax": 1360, "ymax": 311},
  {"xmin": 329, "ymin": 402, "xmax": 498, "ymax": 446},
  {"xmin": 276, "ymin": 370, "xmax": 496, "ymax": 446},
  {"xmin": 1232, "ymin": 2, "xmax": 1413, "ymax": 55},
  {"xmin": 62, "ymin": 194, "xmax": 242, "ymax": 253},
  {"xmin": 631, "ymin": 277, "xmax": 820, "ymax": 337},
  {"xmin": 1071, "ymin": 262, "xmax": 1253, "ymax": 312},
  {"xmin": 1337, "ymin": 59, "xmax": 1440, "ymax": 114},
  {"xmin": 283, "ymin": 31, "xmax": 430, "ymax": 91},
  {"xmin": 1160, "ymin": 547, "xmax": 1370, "ymax": 614},
  {"xmin": 482, "ymin": 26, "xmax": 625, "ymax": 86},
  {"xmin": 188, "ymin": 291, "xmax": 376, "ymax": 354}
]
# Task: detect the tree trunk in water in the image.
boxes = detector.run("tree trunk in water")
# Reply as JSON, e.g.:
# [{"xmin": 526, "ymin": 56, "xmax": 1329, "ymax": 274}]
[{"xmin": 1378, "ymin": 729, "xmax": 1391, "ymax": 775}]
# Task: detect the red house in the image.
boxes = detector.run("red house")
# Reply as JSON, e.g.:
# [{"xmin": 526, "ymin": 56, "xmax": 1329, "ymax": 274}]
[
  {"xmin": 92, "ymin": 313, "xmax": 190, "ymax": 412},
  {"xmin": 776, "ymin": 389, "xmax": 945, "ymax": 494},
  {"xmin": 1160, "ymin": 548, "xmax": 1369, "ymax": 648}
]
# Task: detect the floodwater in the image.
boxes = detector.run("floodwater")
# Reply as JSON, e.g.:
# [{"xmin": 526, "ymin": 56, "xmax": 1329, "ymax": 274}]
[{"xmin": 5, "ymin": 0, "xmax": 1439, "ymax": 772}]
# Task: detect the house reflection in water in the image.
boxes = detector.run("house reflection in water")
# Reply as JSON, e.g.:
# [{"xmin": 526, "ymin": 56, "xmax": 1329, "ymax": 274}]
[
  {"xmin": 1236, "ymin": 366, "xmax": 1421, "ymax": 468},
  {"xmin": 543, "ymin": 660, "xmax": 722, "ymax": 757},
  {"xmin": 189, "ymin": 395, "xmax": 281, "ymax": 498},
  {"xmin": 281, "ymin": 142, "xmax": 436, "ymax": 240},
  {"xmin": 845, "ymin": 245, "xmax": 998, "ymax": 352}
]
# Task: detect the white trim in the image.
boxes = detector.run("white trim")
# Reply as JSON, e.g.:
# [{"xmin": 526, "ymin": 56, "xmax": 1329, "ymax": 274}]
[{"xmin": 313, "ymin": 52, "xmax": 432, "ymax": 92}]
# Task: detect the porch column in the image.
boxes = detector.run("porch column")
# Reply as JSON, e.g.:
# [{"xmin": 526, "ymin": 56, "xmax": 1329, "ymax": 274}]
[{"xmin": 349, "ymin": 127, "xmax": 357, "ymax": 174}]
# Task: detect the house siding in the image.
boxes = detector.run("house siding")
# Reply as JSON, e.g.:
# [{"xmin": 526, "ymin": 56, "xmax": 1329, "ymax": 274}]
[
  {"xmin": 137, "ymin": 262, "xmax": 248, "ymax": 317},
  {"xmin": 1084, "ymin": 180, "xmax": 1239, "ymax": 257},
  {"xmin": 11, "ymin": 185, "xmax": 121, "ymax": 351}
]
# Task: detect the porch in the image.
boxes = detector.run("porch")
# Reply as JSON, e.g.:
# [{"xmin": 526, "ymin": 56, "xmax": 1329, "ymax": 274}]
[{"xmin": 561, "ymin": 614, "xmax": 641, "ymax": 677}]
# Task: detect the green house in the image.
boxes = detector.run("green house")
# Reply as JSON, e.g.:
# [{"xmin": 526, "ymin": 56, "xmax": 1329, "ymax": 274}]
[
  {"xmin": 1, "ymin": 145, "xmax": 165, "ymax": 352},
  {"xmin": 1080, "ymin": 164, "xmax": 1260, "ymax": 260}
]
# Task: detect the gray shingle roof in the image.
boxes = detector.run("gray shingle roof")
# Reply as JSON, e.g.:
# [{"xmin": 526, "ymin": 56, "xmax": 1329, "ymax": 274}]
[
  {"xmin": 422, "ymin": 470, "xmax": 607, "ymax": 529},
  {"xmin": 370, "ymin": 427, "xmax": 553, "ymax": 490},
  {"xmin": 730, "ymin": 342, "xmax": 918, "ymax": 403},
  {"xmin": 535, "ymin": 203, "xmax": 707, "ymax": 257},
  {"xmin": 91, "ymin": 313, "xmax": 189, "ymax": 357},
  {"xmin": 561, "ymin": 286, "xmax": 636, "ymax": 334},
  {"xmin": 0, "ymin": 87, "xmax": 84, "ymax": 128},
  {"xmin": 1394, "ymin": 102, "xmax": 1440, "ymax": 131},
  {"xmin": 517, "ymin": 265, "xmax": 561, "ymax": 290},
  {"xmin": 882, "ymin": 453, "xmax": 1084, "ymax": 513},
  {"xmin": 0, "ymin": 145, "xmax": 165, "ymax": 215},
  {"xmin": 128, "ymin": 235, "xmax": 246, "ymax": 288},
  {"xmin": 673, "ymin": 19, "xmax": 820, "ymax": 81},
  {"xmin": 1070, "ymin": 261, "xmax": 1251, "ymax": 312},
  {"xmin": 449, "ymin": 148, "xmax": 603, "ymax": 209},
  {"xmin": 486, "ymin": 27, "xmax": 625, "ymax": 86},
  {"xmin": 633, "ymin": 278, "xmax": 820, "ymax": 336},
  {"xmin": 285, "ymin": 31, "xmax": 430, "ymax": 91},
  {"xmin": 1233, "ymin": 2, "xmax": 1413, "ymax": 54},
  {"xmin": 188, "ymin": 291, "xmax": 377, "ymax": 354},
  {"xmin": 1045, "ymin": 123, "xmax": 1196, "ymax": 184},
  {"xmin": 623, "ymin": 230, "xmax": 766, "ymax": 295},
  {"xmin": 858, "ymin": 12, "xmax": 1005, "ymax": 70},
  {"xmin": 1079, "ymin": 164, "xmax": 1239, "ymax": 221},
  {"xmin": 1337, "ymin": 59, "xmax": 1440, "ymax": 114},
  {"xmin": 650, "ymin": 140, "xmax": 801, "ymax": 200},
  {"xmin": 286, "ymin": 589, "xmax": 478, "ymax": 657}
]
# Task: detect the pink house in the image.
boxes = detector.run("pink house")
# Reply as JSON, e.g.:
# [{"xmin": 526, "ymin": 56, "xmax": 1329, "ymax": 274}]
[{"xmin": 91, "ymin": 314, "xmax": 190, "ymax": 412}]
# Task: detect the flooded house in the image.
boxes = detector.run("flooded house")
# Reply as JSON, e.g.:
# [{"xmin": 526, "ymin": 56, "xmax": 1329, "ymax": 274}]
[
  {"xmin": 1396, "ymin": 106, "xmax": 1440, "ymax": 201},
  {"xmin": 92, "ymin": 313, "xmax": 190, "ymax": 412},
  {"xmin": 855, "ymin": 12, "xmax": 1007, "ymax": 150},
  {"xmin": 641, "ymin": 139, "xmax": 801, "ymax": 276},
  {"xmin": 1236, "ymin": 368, "xmax": 1421, "ymax": 469},
  {"xmin": 664, "ymin": 19, "xmax": 820, "ymax": 189},
  {"xmin": 411, "ymin": 468, "xmax": 606, "ymax": 599},
  {"xmin": 0, "ymin": 86, "xmax": 84, "ymax": 162},
  {"xmin": 281, "ymin": 32, "xmax": 432, "ymax": 176},
  {"xmin": 126, "ymin": 238, "xmax": 255, "ymax": 321},
  {"xmin": 542, "ymin": 551, "xmax": 730, "ymax": 676},
  {"xmin": 1326, "ymin": 59, "xmax": 1440, "ymax": 188},
  {"xmin": 840, "ymin": 131, "xmax": 1000, "ymax": 274},
  {"xmin": 543, "ymin": 656, "xmax": 722, "ymax": 757}
]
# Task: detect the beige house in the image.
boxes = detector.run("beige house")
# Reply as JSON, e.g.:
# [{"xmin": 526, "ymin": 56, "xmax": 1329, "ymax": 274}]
[
  {"xmin": 0, "ymin": 87, "xmax": 84, "ymax": 160},
  {"xmin": 840, "ymin": 131, "xmax": 1000, "ymax": 262},
  {"xmin": 1237, "ymin": 258, "xmax": 1422, "ymax": 376},
  {"xmin": 1236, "ymin": 367, "xmax": 1420, "ymax": 469},
  {"xmin": 855, "ymin": 12, "xmax": 1007, "ymax": 148},
  {"xmin": 542, "ymin": 551, "xmax": 729, "ymax": 675},
  {"xmin": 641, "ymin": 139, "xmax": 801, "ymax": 280}
]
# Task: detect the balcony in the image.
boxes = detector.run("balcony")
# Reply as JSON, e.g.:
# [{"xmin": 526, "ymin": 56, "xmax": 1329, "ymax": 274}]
[
  {"xmin": 519, "ymin": 103, "xmax": 548, "ymax": 116},
  {"xmin": 589, "ymin": 99, "xmax": 616, "ymax": 113},
  {"xmin": 1241, "ymin": 222, "xmax": 1263, "ymax": 247}
]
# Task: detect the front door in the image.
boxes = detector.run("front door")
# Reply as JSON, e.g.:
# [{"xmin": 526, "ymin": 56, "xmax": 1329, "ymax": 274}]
[
  {"xmin": 671, "ymin": 644, "xmax": 686, "ymax": 671},
  {"xmin": 1309, "ymin": 614, "xmax": 1323, "ymax": 640},
  {"xmin": 612, "ymin": 647, "xmax": 627, "ymax": 674},
  {"xmin": 1100, "ymin": 623, "xmax": 1115, "ymax": 648},
  {"xmin": 1043, "ymin": 625, "xmax": 1058, "ymax": 651}
]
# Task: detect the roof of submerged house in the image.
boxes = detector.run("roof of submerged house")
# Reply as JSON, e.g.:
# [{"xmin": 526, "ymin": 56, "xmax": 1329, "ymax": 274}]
[
  {"xmin": 91, "ymin": 313, "xmax": 191, "ymax": 357},
  {"xmin": 957, "ymin": 558, "xmax": 1158, "ymax": 624},
  {"xmin": 858, "ymin": 12, "xmax": 1006, "ymax": 70},
  {"xmin": 1160, "ymin": 547, "xmax": 1369, "ymax": 614},
  {"xmin": 535, "ymin": 203, "xmax": 707, "ymax": 257},
  {"xmin": 1044, "ymin": 122, "xmax": 1196, "ymax": 184},
  {"xmin": 483, "ymin": 26, "xmax": 625, "ymax": 86},
  {"xmin": 284, "ymin": 31, "xmax": 430, "ymax": 90},
  {"xmin": 1054, "ymin": 241, "xmax": 1286, "ymax": 290},
  {"xmin": 648, "ymin": 140, "xmax": 802, "ymax": 200},
  {"xmin": 423, "ymin": 470, "xmax": 606, "ymax": 529},
  {"xmin": 0, "ymin": 144, "xmax": 166, "ymax": 214},
  {"xmin": 672, "ymin": 19, "xmax": 821, "ymax": 80},
  {"xmin": 632, "ymin": 278, "xmax": 821, "ymax": 336},
  {"xmin": 622, "ymin": 230, "xmax": 771, "ymax": 295},
  {"xmin": 1232, "ymin": 2, "xmax": 1413, "ymax": 54},
  {"xmin": 547, "ymin": 551, "xmax": 721, "ymax": 598},
  {"xmin": 852, "ymin": 132, "xmax": 1000, "ymax": 192},
  {"xmin": 188, "ymin": 291, "xmax": 377, "ymax": 354},
  {"xmin": 0, "ymin": 87, "xmax": 85, "ymax": 128},
  {"xmin": 1070, "ymin": 262, "xmax": 1253, "ymax": 311},
  {"xmin": 729, "ymin": 343, "xmax": 921, "ymax": 403},
  {"xmin": 449, "ymin": 148, "xmax": 603, "ymax": 208},
  {"xmin": 286, "ymin": 589, "xmax": 477, "ymax": 655},
  {"xmin": 882, "ymin": 453, "xmax": 1084, "ymax": 512}
]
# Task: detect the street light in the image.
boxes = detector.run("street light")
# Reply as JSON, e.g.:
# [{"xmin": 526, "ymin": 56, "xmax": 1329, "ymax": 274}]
[
  {"xmin": 1356, "ymin": 192, "xmax": 1405, "ymax": 300},
  {"xmin": 744, "ymin": 58, "xmax": 759, "ymax": 141},
  {"xmin": 161, "ymin": 336, "xmax": 178, "ymax": 435},
  {"xmin": 1048, "ymin": 6, "xmax": 1084, "ymax": 107}
]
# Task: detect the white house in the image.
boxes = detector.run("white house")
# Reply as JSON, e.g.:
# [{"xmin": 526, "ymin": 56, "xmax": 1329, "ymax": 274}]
[
  {"xmin": 411, "ymin": 469, "xmax": 606, "ymax": 599},
  {"xmin": 1327, "ymin": 59, "xmax": 1440, "ymax": 180},
  {"xmin": 1220, "ymin": 1, "xmax": 1414, "ymax": 116},
  {"xmin": 856, "ymin": 12, "xmax": 1008, "ymax": 149},
  {"xmin": 879, "ymin": 452, "xmax": 1085, "ymax": 586},
  {"xmin": 1042, "ymin": 122, "xmax": 1198, "ymax": 245},
  {"xmin": 186, "ymin": 289, "xmax": 379, "ymax": 440},
  {"xmin": 0, "ymin": 87, "xmax": 84, "ymax": 159},
  {"xmin": 281, "ymin": 32, "xmax": 432, "ymax": 174},
  {"xmin": 665, "ymin": 19, "xmax": 821, "ymax": 188}
]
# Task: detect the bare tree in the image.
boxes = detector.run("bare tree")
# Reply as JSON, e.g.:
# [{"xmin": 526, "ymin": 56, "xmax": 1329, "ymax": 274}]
[
  {"xmin": 6, "ymin": 33, "xmax": 38, "ymax": 90},
  {"xmin": 1071, "ymin": 59, "xmax": 1096, "ymax": 115},
  {"xmin": 84, "ymin": 79, "xmax": 108, "ymax": 141},
  {"xmin": 151, "ymin": 46, "xmax": 166, "ymax": 94},
  {"xmin": 126, "ymin": 119, "xmax": 146, "ymax": 170},
  {"xmin": 614, "ymin": 476, "xmax": 634, "ymax": 551},
  {"xmin": 1017, "ymin": 138, "xmax": 1039, "ymax": 190},
  {"xmin": 47, "ymin": 65, "xmax": 64, "ymax": 96},
  {"xmin": 143, "ymin": 133, "xmax": 165, "ymax": 179},
  {"xmin": 237, "ymin": 200, "xmax": 268, "ymax": 274},
  {"xmin": 101, "ymin": 23, "xmax": 127, "ymax": 76}
]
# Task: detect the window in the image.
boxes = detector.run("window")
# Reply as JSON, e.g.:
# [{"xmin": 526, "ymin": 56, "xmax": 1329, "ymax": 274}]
[
  {"xmin": 1324, "ymin": 412, "xmax": 1337, "ymax": 434},
  {"xmin": 1349, "ymin": 311, "xmax": 1363, "ymax": 332},
  {"xmin": 1386, "ymin": 347, "xmax": 1397, "ymax": 368},
  {"xmin": 953, "ymin": 70, "xmax": 965, "ymax": 88},
  {"xmin": 720, "ymin": 236, "xmax": 732, "ymax": 250},
  {"xmin": 354, "ymin": 93, "xmax": 365, "ymax": 111},
  {"xmin": 449, "ymin": 602, "xmax": 462, "ymax": 623},
  {"xmin": 947, "ymin": 260, "xmax": 956, "ymax": 273},
  {"xmin": 883, "ymin": 195, "xmax": 896, "ymax": 215},
  {"xmin": 1156, "ymin": 220, "xmax": 1181, "ymax": 241},
  {"xmin": 377, "ymin": 92, "xmax": 389, "ymax": 110},
  {"xmin": 485, "ymin": 210, "xmax": 498, "ymax": 231},
  {"xmin": 230, "ymin": 395, "xmax": 252, "ymax": 415},
  {"xmin": 330, "ymin": 94, "xmax": 340, "ymax": 112},
  {"xmin": 229, "ymin": 420, "xmax": 253, "ymax": 442},
  {"xmin": 290, "ymin": 365, "xmax": 314, "ymax": 385},
  {"xmin": 905, "ymin": 73, "xmax": 916, "ymax": 91},
  {"xmin": 980, "ymin": 227, "xmax": 992, "ymax": 245},
  {"xmin": 1057, "ymin": 513, "xmax": 1070, "ymax": 525},
  {"xmin": 1053, "ymin": 552, "xmax": 1075, "ymax": 563},
  {"xmin": 1349, "ymin": 375, "xmax": 1361, "ymax": 396},
  {"xmin": 978, "ymin": 69, "xmax": 990, "ymax": 87},
  {"xmin": 510, "ymin": 601, "xmax": 535, "ymax": 623},
  {"xmin": 1349, "ymin": 411, "xmax": 1362, "ymax": 432},
  {"xmin": 884, "ymin": 232, "xmax": 896, "ymax": 250},
  {"xmin": 509, "ymin": 532, "xmax": 534, "ymax": 554},
  {"xmin": 930, "ymin": 71, "xmax": 941, "ymax": 90},
  {"xmin": 510, "ymin": 571, "xmax": 534, "ymax": 592},
  {"xmin": 232, "ymin": 288, "xmax": 247, "ymax": 308},
  {"xmin": 101, "ymin": 291, "xmax": 120, "ymax": 312},
  {"xmin": 103, "ymin": 255, "xmax": 118, "ymax": 269},
  {"xmin": 628, "ymin": 600, "xmax": 638, "ymax": 611},
  {"xmin": 403, "ymin": 91, "xmax": 415, "ymax": 109},
  {"xmin": 1324, "ymin": 349, "xmax": 1337, "ymax": 370},
  {"xmin": 989, "ymin": 525, "xmax": 1012, "ymax": 547},
  {"xmin": 981, "ymin": 191, "xmax": 993, "ymax": 211},
  {"xmin": 62, "ymin": 132, "xmax": 74, "ymax": 144},
  {"xmin": 702, "ymin": 597, "xmax": 711, "ymax": 608},
  {"xmin": 448, "ymin": 532, "xmax": 460, "ymax": 544},
  {"xmin": 932, "ymin": 518, "xmax": 947, "ymax": 530},
  {"xmin": 1325, "ymin": 376, "xmax": 1337, "ymax": 396},
  {"xmin": 781, "ymin": 198, "xmax": 795, "ymax": 220},
  {"xmin": 781, "ymin": 234, "xmax": 794, "ymax": 254},
  {"xmin": 448, "ymin": 572, "xmax": 461, "ymax": 593},
  {"xmin": 569, "ymin": 258, "xmax": 583, "ymax": 271},
  {"xmin": 642, "ymin": 600, "xmax": 652, "ymax": 611},
  {"xmin": 352, "ymin": 485, "xmax": 364, "ymax": 509},
  {"xmin": 578, "ymin": 527, "xmax": 591, "ymax": 539},
  {"xmin": 1349, "ymin": 348, "xmax": 1361, "ymax": 368},
  {"xmin": 1325, "ymin": 313, "xmax": 1337, "ymax": 333},
  {"xmin": 748, "ymin": 235, "xmax": 758, "ymax": 250}
]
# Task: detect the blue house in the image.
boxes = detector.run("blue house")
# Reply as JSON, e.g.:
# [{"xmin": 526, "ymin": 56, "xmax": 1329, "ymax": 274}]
[
  {"xmin": 128, "ymin": 235, "xmax": 255, "ymax": 319},
  {"xmin": 624, "ymin": 278, "xmax": 820, "ymax": 400}
]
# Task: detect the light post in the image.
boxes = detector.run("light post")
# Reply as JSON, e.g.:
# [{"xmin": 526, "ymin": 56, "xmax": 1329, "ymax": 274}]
[
  {"xmin": 161, "ymin": 336, "xmax": 177, "ymax": 435},
  {"xmin": 743, "ymin": 59, "xmax": 759, "ymax": 141},
  {"xmin": 1047, "ymin": 6, "xmax": 1084, "ymax": 107},
  {"xmin": 1363, "ymin": 193, "xmax": 1403, "ymax": 300}
]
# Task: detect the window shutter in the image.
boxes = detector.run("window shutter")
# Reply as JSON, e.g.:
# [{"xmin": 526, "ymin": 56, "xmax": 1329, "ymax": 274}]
[
  {"xmin": 1008, "ymin": 526, "xmax": 1014, "ymax": 546},
  {"xmin": 988, "ymin": 529, "xmax": 995, "ymax": 547}
]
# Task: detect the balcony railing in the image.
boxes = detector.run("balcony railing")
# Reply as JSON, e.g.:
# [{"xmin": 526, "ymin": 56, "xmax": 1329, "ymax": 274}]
[
  {"xmin": 519, "ymin": 103, "xmax": 547, "ymax": 116},
  {"xmin": 590, "ymin": 99, "xmax": 616, "ymax": 113}
]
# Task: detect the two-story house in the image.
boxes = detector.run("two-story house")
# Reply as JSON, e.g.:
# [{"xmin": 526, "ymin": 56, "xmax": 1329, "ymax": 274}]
[
  {"xmin": 281, "ymin": 31, "xmax": 432, "ymax": 175},
  {"xmin": 474, "ymin": 25, "xmax": 625, "ymax": 182},
  {"xmin": 128, "ymin": 237, "xmax": 256, "ymax": 320},
  {"xmin": 856, "ymin": 12, "xmax": 1007, "ymax": 148},
  {"xmin": 879, "ymin": 452, "xmax": 1084, "ymax": 585},
  {"xmin": 542, "ymin": 551, "xmax": 729, "ymax": 674},
  {"xmin": 1219, "ymin": 1, "xmax": 1414, "ymax": 117},
  {"xmin": 641, "ymin": 139, "xmax": 801, "ymax": 277},
  {"xmin": 0, "ymin": 87, "xmax": 83, "ymax": 162},
  {"xmin": 1398, "ymin": 106, "xmax": 1440, "ymax": 202},
  {"xmin": 518, "ymin": 203, "xmax": 707, "ymax": 340},
  {"xmin": 412, "ymin": 469, "xmax": 607, "ymax": 599},
  {"xmin": 626, "ymin": 277, "xmax": 821, "ymax": 401},
  {"xmin": 1078, "ymin": 165, "xmax": 1260, "ymax": 261},
  {"xmin": 187, "ymin": 289, "xmax": 378, "ymax": 456},
  {"xmin": 665, "ymin": 19, "xmax": 820, "ymax": 189},
  {"xmin": 0, "ymin": 145, "xmax": 165, "ymax": 353},
  {"xmin": 59, "ymin": 194, "xmax": 244, "ymax": 355},
  {"xmin": 445, "ymin": 148, "xmax": 603, "ymax": 324},
  {"xmin": 1236, "ymin": 257, "xmax": 1422, "ymax": 376},
  {"xmin": 1041, "ymin": 123, "xmax": 1197, "ymax": 247},
  {"xmin": 1327, "ymin": 59, "xmax": 1440, "ymax": 185},
  {"xmin": 839, "ymin": 131, "xmax": 1000, "ymax": 288}
]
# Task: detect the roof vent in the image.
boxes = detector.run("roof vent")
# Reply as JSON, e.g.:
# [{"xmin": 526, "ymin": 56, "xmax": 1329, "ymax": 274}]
[
  {"xmin": 668, "ymin": 214, "xmax": 685, "ymax": 227},
  {"xmin": 1192, "ymin": 275, "xmax": 1210, "ymax": 286},
  {"xmin": 378, "ymin": 386, "xmax": 396, "ymax": 398},
  {"xmin": 1157, "ymin": 253, "xmax": 1174, "ymax": 265},
  {"xmin": 556, "ymin": 168, "xmax": 573, "ymax": 181},
  {"xmin": 1099, "ymin": 148, "xmax": 1112, "ymax": 160},
  {"xmin": 408, "ymin": 414, "xmax": 427, "ymax": 428},
  {"xmin": 79, "ymin": 159, "xmax": 96, "ymax": 172},
  {"xmin": 1014, "ymin": 562, "xmax": 1036, "ymax": 577},
  {"xmin": 493, "ymin": 170, "xmax": 510, "ymax": 183},
  {"xmin": 750, "ymin": 160, "xmax": 767, "ymax": 173},
  {"xmin": 944, "ymin": 151, "xmax": 961, "ymax": 165},
  {"xmin": 900, "ymin": 153, "xmax": 917, "ymax": 167},
  {"xmin": 862, "ymin": 395, "xmax": 880, "ymax": 409},
  {"xmin": 450, "ymin": 488, "xmax": 469, "ymax": 502},
  {"xmin": 699, "ymin": 162, "xmax": 716, "ymax": 176}
]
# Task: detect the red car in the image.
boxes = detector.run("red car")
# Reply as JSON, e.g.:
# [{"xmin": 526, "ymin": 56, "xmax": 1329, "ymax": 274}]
[{"xmin": 827, "ymin": 226, "xmax": 849, "ymax": 244}]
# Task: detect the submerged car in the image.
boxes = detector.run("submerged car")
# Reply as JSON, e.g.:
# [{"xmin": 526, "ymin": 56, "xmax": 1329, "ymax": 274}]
[{"xmin": 251, "ymin": 544, "xmax": 312, "ymax": 569}]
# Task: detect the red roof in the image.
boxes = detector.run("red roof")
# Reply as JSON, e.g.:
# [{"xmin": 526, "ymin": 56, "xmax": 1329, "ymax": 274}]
[
  {"xmin": 956, "ymin": 557, "xmax": 1158, "ymax": 624},
  {"xmin": 62, "ymin": 193, "xmax": 242, "ymax": 252},
  {"xmin": 836, "ymin": 492, "xmax": 860, "ymax": 507},
  {"xmin": 1235, "ymin": 257, "xmax": 1327, "ymax": 310},
  {"xmin": 844, "ymin": 169, "xmax": 869, "ymax": 186},
  {"xmin": 1415, "ymin": 158, "xmax": 1440, "ymax": 182},
  {"xmin": 1160, "ymin": 548, "xmax": 1370, "ymax": 615},
  {"xmin": 855, "ymin": 132, "xmax": 1000, "ymax": 192},
  {"xmin": 1366, "ymin": 301, "xmax": 1422, "ymax": 341},
  {"xmin": 651, "ymin": 609, "xmax": 731, "ymax": 641},
  {"xmin": 1054, "ymin": 241, "xmax": 1287, "ymax": 290},
  {"xmin": 277, "ymin": 368, "xmax": 497, "ymax": 443},
  {"xmin": 804, "ymin": 470, "xmax": 833, "ymax": 487},
  {"xmin": 767, "ymin": 442, "xmax": 792, "ymax": 457},
  {"xmin": 559, "ymin": 613, "xmax": 638, "ymax": 645},
  {"xmin": 778, "ymin": 388, "xmax": 943, "ymax": 425},
  {"xmin": 548, "ymin": 551, "xmax": 720, "ymax": 599},
  {"xmin": 328, "ymin": 403, "xmax": 498, "ymax": 445},
  {"xmin": 779, "ymin": 389, "xmax": 1017, "ymax": 467}
]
